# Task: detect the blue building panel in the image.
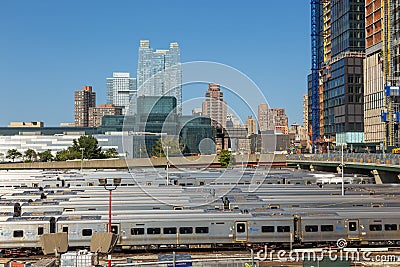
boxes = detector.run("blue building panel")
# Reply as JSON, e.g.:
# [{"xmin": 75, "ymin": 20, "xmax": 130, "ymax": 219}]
[{"xmin": 385, "ymin": 86, "xmax": 400, "ymax": 96}]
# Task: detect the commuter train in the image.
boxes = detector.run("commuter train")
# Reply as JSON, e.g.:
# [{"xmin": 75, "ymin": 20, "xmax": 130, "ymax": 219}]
[{"xmin": 1, "ymin": 209, "xmax": 400, "ymax": 253}]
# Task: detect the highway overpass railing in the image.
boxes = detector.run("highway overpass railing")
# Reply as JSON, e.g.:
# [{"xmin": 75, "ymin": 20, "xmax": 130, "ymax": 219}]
[{"xmin": 287, "ymin": 153, "xmax": 400, "ymax": 166}]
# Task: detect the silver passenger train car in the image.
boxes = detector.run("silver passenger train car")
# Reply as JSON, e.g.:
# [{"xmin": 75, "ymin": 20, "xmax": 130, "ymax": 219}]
[{"xmin": 1, "ymin": 210, "xmax": 400, "ymax": 251}]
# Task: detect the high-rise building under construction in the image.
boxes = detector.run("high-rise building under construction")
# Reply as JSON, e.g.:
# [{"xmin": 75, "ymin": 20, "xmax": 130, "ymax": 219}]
[
  {"xmin": 364, "ymin": 1, "xmax": 400, "ymax": 149},
  {"xmin": 308, "ymin": 0, "xmax": 365, "ymax": 149}
]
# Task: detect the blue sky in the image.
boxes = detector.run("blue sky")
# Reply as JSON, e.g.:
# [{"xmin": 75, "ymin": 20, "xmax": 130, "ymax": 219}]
[{"xmin": 0, "ymin": 0, "xmax": 310, "ymax": 126}]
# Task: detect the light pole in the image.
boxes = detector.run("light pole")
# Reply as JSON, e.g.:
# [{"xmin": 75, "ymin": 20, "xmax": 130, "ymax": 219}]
[
  {"xmin": 327, "ymin": 139, "xmax": 330, "ymax": 158},
  {"xmin": 165, "ymin": 146, "xmax": 170, "ymax": 186},
  {"xmin": 240, "ymin": 148, "xmax": 245, "ymax": 172},
  {"xmin": 341, "ymin": 144, "xmax": 345, "ymax": 196},
  {"xmin": 241, "ymin": 151, "xmax": 244, "ymax": 172},
  {"xmin": 80, "ymin": 148, "xmax": 84, "ymax": 173},
  {"xmin": 99, "ymin": 178, "xmax": 121, "ymax": 267}
]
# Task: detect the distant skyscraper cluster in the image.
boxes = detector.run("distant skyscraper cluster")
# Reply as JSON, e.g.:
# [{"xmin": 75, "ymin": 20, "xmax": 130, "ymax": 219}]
[
  {"xmin": 74, "ymin": 40, "xmax": 182, "ymax": 127},
  {"xmin": 69, "ymin": 39, "xmax": 299, "ymax": 155}
]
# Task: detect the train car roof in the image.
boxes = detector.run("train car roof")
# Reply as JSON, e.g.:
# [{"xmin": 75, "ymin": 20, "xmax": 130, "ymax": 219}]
[{"xmin": 6, "ymin": 216, "xmax": 55, "ymax": 222}]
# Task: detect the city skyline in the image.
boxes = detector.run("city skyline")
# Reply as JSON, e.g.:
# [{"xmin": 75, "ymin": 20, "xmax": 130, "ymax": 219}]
[{"xmin": 0, "ymin": 1, "xmax": 310, "ymax": 126}]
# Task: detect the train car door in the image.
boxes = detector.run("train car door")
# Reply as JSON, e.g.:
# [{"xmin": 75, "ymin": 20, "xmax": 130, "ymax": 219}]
[
  {"xmin": 235, "ymin": 221, "xmax": 248, "ymax": 242},
  {"xmin": 347, "ymin": 220, "xmax": 360, "ymax": 240},
  {"xmin": 50, "ymin": 217, "xmax": 56, "ymax": 233},
  {"xmin": 110, "ymin": 224, "xmax": 121, "ymax": 244}
]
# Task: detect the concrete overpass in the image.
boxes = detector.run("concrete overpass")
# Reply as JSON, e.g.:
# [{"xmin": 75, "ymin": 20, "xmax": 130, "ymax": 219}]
[
  {"xmin": 0, "ymin": 154, "xmax": 286, "ymax": 170},
  {"xmin": 287, "ymin": 154, "xmax": 400, "ymax": 183}
]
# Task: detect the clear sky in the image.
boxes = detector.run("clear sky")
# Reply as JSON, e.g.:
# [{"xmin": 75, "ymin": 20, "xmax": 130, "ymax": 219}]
[{"xmin": 0, "ymin": 0, "xmax": 310, "ymax": 127}]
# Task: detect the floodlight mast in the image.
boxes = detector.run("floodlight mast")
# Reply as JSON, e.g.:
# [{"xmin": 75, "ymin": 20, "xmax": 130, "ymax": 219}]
[{"xmin": 99, "ymin": 178, "xmax": 120, "ymax": 267}]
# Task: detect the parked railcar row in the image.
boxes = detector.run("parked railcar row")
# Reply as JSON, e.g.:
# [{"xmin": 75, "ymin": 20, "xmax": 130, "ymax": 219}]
[{"xmin": 0, "ymin": 168, "xmax": 397, "ymax": 254}]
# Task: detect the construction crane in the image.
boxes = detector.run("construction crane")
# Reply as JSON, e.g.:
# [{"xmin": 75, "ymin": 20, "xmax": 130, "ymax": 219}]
[{"xmin": 310, "ymin": 0, "xmax": 321, "ymax": 153}]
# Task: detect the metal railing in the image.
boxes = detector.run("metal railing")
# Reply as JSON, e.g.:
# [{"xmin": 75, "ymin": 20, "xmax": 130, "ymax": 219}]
[
  {"xmin": 114, "ymin": 257, "xmax": 257, "ymax": 267},
  {"xmin": 287, "ymin": 153, "xmax": 400, "ymax": 166}
]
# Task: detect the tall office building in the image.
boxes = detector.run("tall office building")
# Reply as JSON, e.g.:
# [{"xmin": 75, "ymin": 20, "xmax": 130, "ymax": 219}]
[
  {"xmin": 106, "ymin": 72, "xmax": 137, "ymax": 115},
  {"xmin": 74, "ymin": 86, "xmax": 96, "ymax": 127},
  {"xmin": 258, "ymin": 103, "xmax": 269, "ymax": 131},
  {"xmin": 244, "ymin": 115, "xmax": 257, "ymax": 135},
  {"xmin": 202, "ymin": 84, "xmax": 227, "ymax": 128},
  {"xmin": 309, "ymin": 0, "xmax": 366, "ymax": 146},
  {"xmin": 137, "ymin": 40, "xmax": 182, "ymax": 114}
]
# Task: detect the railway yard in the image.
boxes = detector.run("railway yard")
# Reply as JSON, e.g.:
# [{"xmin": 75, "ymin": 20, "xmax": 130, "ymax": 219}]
[{"xmin": 0, "ymin": 167, "xmax": 399, "ymax": 266}]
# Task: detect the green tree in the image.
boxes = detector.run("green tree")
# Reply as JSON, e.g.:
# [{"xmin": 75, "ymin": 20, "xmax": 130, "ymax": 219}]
[
  {"xmin": 71, "ymin": 135, "xmax": 103, "ymax": 159},
  {"xmin": 152, "ymin": 137, "xmax": 183, "ymax": 157},
  {"xmin": 38, "ymin": 150, "xmax": 54, "ymax": 162},
  {"xmin": 152, "ymin": 139, "xmax": 165, "ymax": 157},
  {"xmin": 55, "ymin": 148, "xmax": 81, "ymax": 161},
  {"xmin": 6, "ymin": 149, "xmax": 22, "ymax": 162},
  {"xmin": 24, "ymin": 149, "xmax": 37, "ymax": 162},
  {"xmin": 218, "ymin": 149, "xmax": 233, "ymax": 167},
  {"xmin": 104, "ymin": 148, "xmax": 119, "ymax": 158}
]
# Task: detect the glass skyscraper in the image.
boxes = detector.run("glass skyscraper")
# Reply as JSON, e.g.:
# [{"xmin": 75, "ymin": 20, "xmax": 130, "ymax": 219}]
[
  {"xmin": 106, "ymin": 72, "xmax": 137, "ymax": 115},
  {"xmin": 136, "ymin": 40, "xmax": 182, "ymax": 115}
]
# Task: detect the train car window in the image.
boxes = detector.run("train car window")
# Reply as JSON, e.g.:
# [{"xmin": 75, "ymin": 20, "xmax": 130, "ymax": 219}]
[
  {"xmin": 131, "ymin": 228, "xmax": 145, "ymax": 235},
  {"xmin": 261, "ymin": 226, "xmax": 275, "ymax": 233},
  {"xmin": 384, "ymin": 224, "xmax": 397, "ymax": 231},
  {"xmin": 111, "ymin": 225, "xmax": 119, "ymax": 234},
  {"xmin": 305, "ymin": 225, "xmax": 319, "ymax": 232},
  {"xmin": 13, "ymin": 230, "xmax": 23, "ymax": 238},
  {"xmin": 163, "ymin": 227, "xmax": 177, "ymax": 235},
  {"xmin": 179, "ymin": 227, "xmax": 193, "ymax": 234},
  {"xmin": 195, "ymin": 227, "xmax": 209, "ymax": 234},
  {"xmin": 369, "ymin": 224, "xmax": 382, "ymax": 231},
  {"xmin": 38, "ymin": 227, "xmax": 44, "ymax": 235},
  {"xmin": 62, "ymin": 226, "xmax": 68, "ymax": 233},
  {"xmin": 348, "ymin": 222, "xmax": 357, "ymax": 231},
  {"xmin": 147, "ymin": 228, "xmax": 161, "ymax": 235},
  {"xmin": 277, "ymin": 226, "xmax": 290, "ymax": 232},
  {"xmin": 237, "ymin": 223, "xmax": 246, "ymax": 233},
  {"xmin": 82, "ymin": 229, "xmax": 92, "ymax": 236},
  {"xmin": 321, "ymin": 225, "xmax": 334, "ymax": 232}
]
